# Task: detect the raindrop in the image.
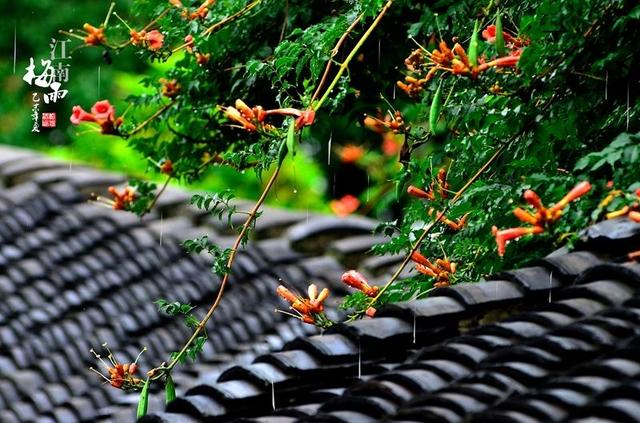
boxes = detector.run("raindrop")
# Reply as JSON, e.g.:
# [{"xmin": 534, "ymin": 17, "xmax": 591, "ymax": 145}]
[
  {"xmin": 548, "ymin": 272, "xmax": 553, "ymax": 303},
  {"xmin": 626, "ymin": 82, "xmax": 630, "ymax": 131},
  {"xmin": 271, "ymin": 380, "xmax": 276, "ymax": 411},
  {"xmin": 378, "ymin": 38, "xmax": 381, "ymax": 66},
  {"xmin": 412, "ymin": 314, "xmax": 416, "ymax": 344},
  {"xmin": 357, "ymin": 341, "xmax": 362, "ymax": 379},
  {"xmin": 393, "ymin": 84, "xmax": 396, "ymax": 100},
  {"xmin": 159, "ymin": 212, "xmax": 164, "ymax": 247},
  {"xmin": 604, "ymin": 70, "xmax": 608, "ymax": 100},
  {"xmin": 292, "ymin": 162, "xmax": 298, "ymax": 194},
  {"xmin": 327, "ymin": 131, "xmax": 332, "ymax": 165},
  {"xmin": 366, "ymin": 174, "xmax": 370, "ymax": 202}
]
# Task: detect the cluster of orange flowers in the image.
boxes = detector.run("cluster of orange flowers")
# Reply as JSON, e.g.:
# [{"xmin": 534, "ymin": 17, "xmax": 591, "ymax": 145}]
[
  {"xmin": 160, "ymin": 78, "xmax": 181, "ymax": 98},
  {"xmin": 492, "ymin": 181, "xmax": 592, "ymax": 256},
  {"xmin": 407, "ymin": 168, "xmax": 469, "ymax": 232},
  {"xmin": 341, "ymin": 270, "xmax": 379, "ymax": 317},
  {"xmin": 170, "ymin": 0, "xmax": 216, "ymax": 21},
  {"xmin": 338, "ymin": 145, "xmax": 365, "ymax": 164},
  {"xmin": 108, "ymin": 187, "xmax": 137, "ymax": 210},
  {"xmin": 90, "ymin": 344, "xmax": 145, "ymax": 390},
  {"xmin": 130, "ymin": 29, "xmax": 165, "ymax": 51},
  {"xmin": 363, "ymin": 111, "xmax": 405, "ymax": 134},
  {"xmin": 91, "ymin": 187, "xmax": 136, "ymax": 211},
  {"xmin": 341, "ymin": 270, "xmax": 379, "ymax": 297},
  {"xmin": 160, "ymin": 159, "xmax": 174, "ymax": 175},
  {"xmin": 363, "ymin": 111, "xmax": 405, "ymax": 157},
  {"xmin": 330, "ymin": 194, "xmax": 361, "ymax": 217},
  {"xmin": 220, "ymin": 100, "xmax": 316, "ymax": 132},
  {"xmin": 70, "ymin": 100, "xmax": 123, "ymax": 135},
  {"xmin": 601, "ymin": 187, "xmax": 640, "ymax": 222},
  {"xmin": 183, "ymin": 34, "xmax": 210, "ymax": 65},
  {"xmin": 411, "ymin": 251, "xmax": 456, "ymax": 288},
  {"xmin": 398, "ymin": 24, "xmax": 527, "ymax": 96},
  {"xmin": 407, "ymin": 167, "xmax": 449, "ymax": 201},
  {"xmin": 276, "ymin": 284, "xmax": 330, "ymax": 326},
  {"xmin": 82, "ymin": 23, "xmax": 107, "ymax": 46}
]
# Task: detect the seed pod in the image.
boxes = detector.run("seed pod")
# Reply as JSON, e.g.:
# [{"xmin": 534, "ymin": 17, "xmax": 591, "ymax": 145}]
[
  {"xmin": 137, "ymin": 378, "xmax": 150, "ymax": 418},
  {"xmin": 286, "ymin": 117, "xmax": 296, "ymax": 157},
  {"xmin": 165, "ymin": 373, "xmax": 176, "ymax": 404},
  {"xmin": 277, "ymin": 138, "xmax": 288, "ymax": 166},
  {"xmin": 495, "ymin": 11, "xmax": 507, "ymax": 57},
  {"xmin": 468, "ymin": 20, "xmax": 480, "ymax": 68},
  {"xmin": 429, "ymin": 81, "xmax": 443, "ymax": 135}
]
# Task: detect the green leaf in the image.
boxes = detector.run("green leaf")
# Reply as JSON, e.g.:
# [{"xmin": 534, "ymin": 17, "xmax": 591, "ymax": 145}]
[
  {"xmin": 137, "ymin": 378, "xmax": 151, "ymax": 419},
  {"xmin": 165, "ymin": 374, "xmax": 176, "ymax": 404}
]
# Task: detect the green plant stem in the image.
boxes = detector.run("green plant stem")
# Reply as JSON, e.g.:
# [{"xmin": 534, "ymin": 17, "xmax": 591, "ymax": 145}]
[
  {"xmin": 202, "ymin": 0, "xmax": 262, "ymax": 37},
  {"xmin": 312, "ymin": 0, "xmax": 395, "ymax": 112},
  {"xmin": 152, "ymin": 149, "xmax": 285, "ymax": 376},
  {"xmin": 354, "ymin": 143, "xmax": 508, "ymax": 319},
  {"xmin": 141, "ymin": 175, "xmax": 172, "ymax": 217},
  {"xmin": 309, "ymin": 12, "xmax": 364, "ymax": 105},
  {"xmin": 127, "ymin": 102, "xmax": 174, "ymax": 137},
  {"xmin": 356, "ymin": 92, "xmax": 562, "ymax": 319},
  {"xmin": 149, "ymin": 0, "xmax": 395, "ymax": 381}
]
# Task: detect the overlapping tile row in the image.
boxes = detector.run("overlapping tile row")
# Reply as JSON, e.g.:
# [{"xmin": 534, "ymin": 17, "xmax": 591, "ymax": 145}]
[
  {"xmin": 138, "ymin": 217, "xmax": 640, "ymax": 422},
  {"xmin": 0, "ymin": 146, "xmax": 385, "ymax": 423}
]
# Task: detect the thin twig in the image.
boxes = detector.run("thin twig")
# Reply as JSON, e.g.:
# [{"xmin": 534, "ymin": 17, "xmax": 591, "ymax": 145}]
[
  {"xmin": 171, "ymin": 0, "xmax": 262, "ymax": 53},
  {"xmin": 203, "ymin": 0, "xmax": 262, "ymax": 37},
  {"xmin": 355, "ymin": 92, "xmax": 561, "ymax": 318},
  {"xmin": 153, "ymin": 158, "xmax": 283, "ymax": 374},
  {"xmin": 354, "ymin": 144, "xmax": 507, "ymax": 318},
  {"xmin": 313, "ymin": 1, "xmax": 394, "ymax": 111},
  {"xmin": 309, "ymin": 12, "xmax": 364, "ymax": 105},
  {"xmin": 141, "ymin": 175, "xmax": 172, "ymax": 217},
  {"xmin": 279, "ymin": 0, "xmax": 289, "ymax": 42},
  {"xmin": 126, "ymin": 102, "xmax": 174, "ymax": 137},
  {"xmin": 148, "ymin": 0, "xmax": 397, "ymax": 381}
]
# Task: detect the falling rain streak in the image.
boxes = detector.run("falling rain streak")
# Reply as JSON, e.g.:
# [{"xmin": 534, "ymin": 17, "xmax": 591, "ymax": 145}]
[
  {"xmin": 13, "ymin": 24, "xmax": 17, "ymax": 74},
  {"xmin": 412, "ymin": 314, "xmax": 416, "ymax": 344},
  {"xmin": 626, "ymin": 82, "xmax": 630, "ymax": 131},
  {"xmin": 271, "ymin": 380, "xmax": 276, "ymax": 410},
  {"xmin": 357, "ymin": 342, "xmax": 362, "ymax": 379}
]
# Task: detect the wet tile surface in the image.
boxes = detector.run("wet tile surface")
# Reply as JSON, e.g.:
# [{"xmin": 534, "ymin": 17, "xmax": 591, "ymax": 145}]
[{"xmin": 1, "ymin": 146, "xmax": 640, "ymax": 422}]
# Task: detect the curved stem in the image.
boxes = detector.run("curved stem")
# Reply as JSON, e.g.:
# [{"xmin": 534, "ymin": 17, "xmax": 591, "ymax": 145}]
[
  {"xmin": 309, "ymin": 12, "xmax": 364, "ymax": 105},
  {"xmin": 126, "ymin": 102, "xmax": 174, "ymax": 137},
  {"xmin": 354, "ymin": 143, "xmax": 508, "ymax": 319},
  {"xmin": 141, "ymin": 175, "xmax": 172, "ymax": 217},
  {"xmin": 203, "ymin": 0, "xmax": 262, "ymax": 37},
  {"xmin": 313, "ymin": 0, "xmax": 395, "ymax": 112},
  {"xmin": 157, "ymin": 153, "xmax": 284, "ymax": 373}
]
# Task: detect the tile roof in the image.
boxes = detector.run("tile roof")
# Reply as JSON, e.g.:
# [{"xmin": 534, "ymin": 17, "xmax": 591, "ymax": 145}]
[{"xmin": 1, "ymin": 145, "xmax": 640, "ymax": 422}]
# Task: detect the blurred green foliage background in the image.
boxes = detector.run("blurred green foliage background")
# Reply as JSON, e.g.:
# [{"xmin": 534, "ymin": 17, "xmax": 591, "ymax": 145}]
[{"xmin": 0, "ymin": 0, "xmax": 328, "ymax": 211}]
